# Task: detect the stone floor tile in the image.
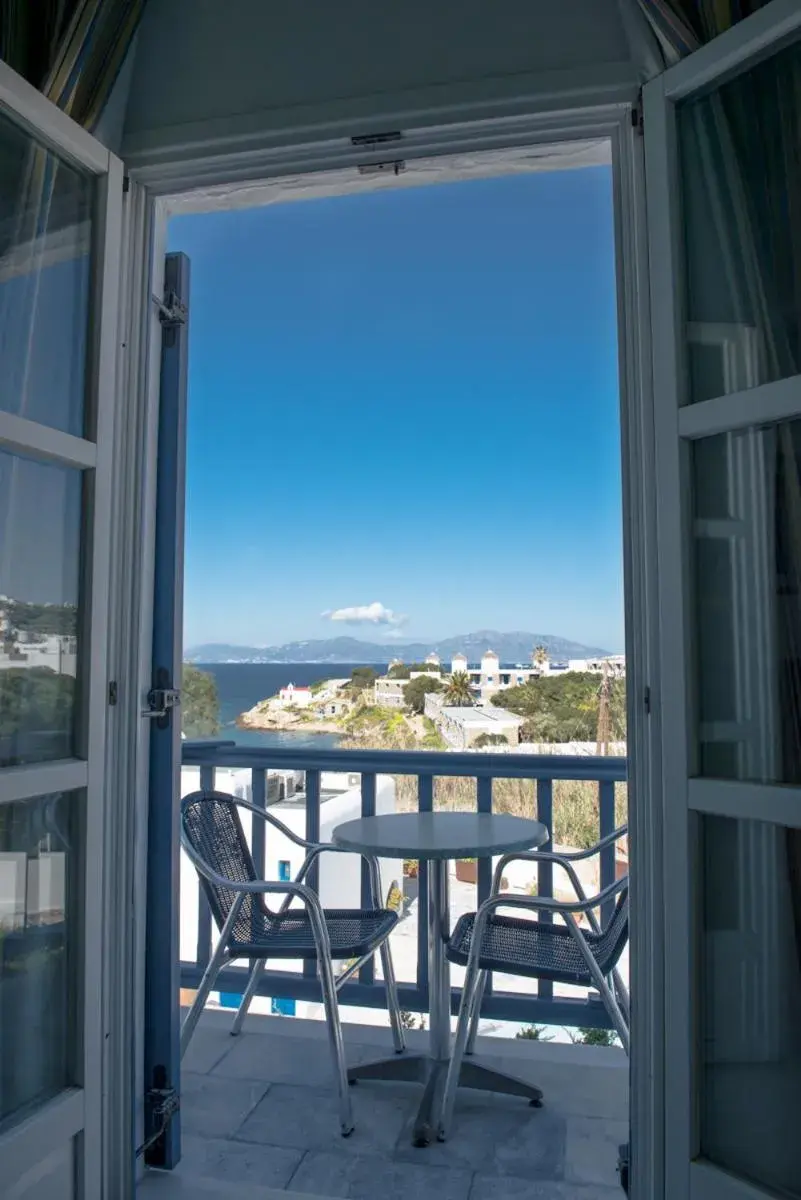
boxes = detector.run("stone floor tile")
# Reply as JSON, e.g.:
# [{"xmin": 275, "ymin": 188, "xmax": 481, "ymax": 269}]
[
  {"xmin": 468, "ymin": 1179, "xmax": 572, "ymax": 1200},
  {"xmin": 182, "ymin": 1023, "xmax": 238, "ymax": 1074},
  {"xmin": 564, "ymin": 1115, "xmax": 628, "ymax": 1187},
  {"xmin": 235, "ymin": 1081, "xmax": 411, "ymax": 1154},
  {"xmin": 486, "ymin": 1052, "xmax": 629, "ymax": 1122},
  {"xmin": 488, "ymin": 1105, "xmax": 567, "ymax": 1180},
  {"xmin": 180, "ymin": 1073, "xmax": 270, "ymax": 1139},
  {"xmin": 212, "ymin": 1032, "xmax": 375, "ymax": 1087},
  {"xmin": 178, "ymin": 1135, "xmax": 303, "ymax": 1189},
  {"xmin": 289, "ymin": 1150, "xmax": 473, "ymax": 1200},
  {"xmin": 392, "ymin": 1091, "xmax": 562, "ymax": 1177},
  {"xmin": 469, "ymin": 1179, "xmax": 623, "ymax": 1200}
]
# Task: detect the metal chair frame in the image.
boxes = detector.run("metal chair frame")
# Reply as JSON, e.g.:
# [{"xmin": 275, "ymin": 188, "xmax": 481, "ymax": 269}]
[
  {"xmin": 438, "ymin": 825, "xmax": 630, "ymax": 1141},
  {"xmin": 179, "ymin": 790, "xmax": 405, "ymax": 1136}
]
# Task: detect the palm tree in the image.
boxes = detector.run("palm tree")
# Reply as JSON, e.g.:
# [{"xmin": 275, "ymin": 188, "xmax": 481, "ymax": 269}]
[
  {"xmin": 533, "ymin": 644, "xmax": 548, "ymax": 669},
  {"xmin": 444, "ymin": 671, "xmax": 474, "ymax": 706}
]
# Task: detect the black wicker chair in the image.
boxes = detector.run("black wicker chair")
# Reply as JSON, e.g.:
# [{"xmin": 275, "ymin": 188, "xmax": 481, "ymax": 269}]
[
  {"xmin": 180, "ymin": 790, "xmax": 405, "ymax": 1136},
  {"xmin": 437, "ymin": 826, "xmax": 630, "ymax": 1140}
]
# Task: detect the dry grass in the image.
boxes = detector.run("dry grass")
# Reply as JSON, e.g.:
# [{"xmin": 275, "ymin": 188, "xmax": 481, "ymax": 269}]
[{"xmin": 392, "ymin": 772, "xmax": 627, "ymax": 850}]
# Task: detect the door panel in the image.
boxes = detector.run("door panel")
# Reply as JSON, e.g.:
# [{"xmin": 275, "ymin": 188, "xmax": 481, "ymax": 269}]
[
  {"xmin": 644, "ymin": 9, "xmax": 801, "ymax": 1200},
  {"xmin": 0, "ymin": 59, "xmax": 121, "ymax": 1200}
]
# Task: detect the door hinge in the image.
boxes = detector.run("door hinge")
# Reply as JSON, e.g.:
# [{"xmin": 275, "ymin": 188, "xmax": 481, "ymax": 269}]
[
  {"xmin": 351, "ymin": 130, "xmax": 402, "ymax": 148},
  {"xmin": 152, "ymin": 289, "xmax": 188, "ymax": 328},
  {"xmin": 108, "ymin": 680, "xmax": 118, "ymax": 706},
  {"xmin": 358, "ymin": 160, "xmax": 406, "ymax": 177},
  {"xmin": 136, "ymin": 1085, "xmax": 180, "ymax": 1160},
  {"xmin": 122, "ymin": 174, "xmax": 130, "ymax": 193},
  {"xmin": 631, "ymin": 105, "xmax": 643, "ymax": 135},
  {"xmin": 644, "ymin": 686, "xmax": 651, "ymax": 715},
  {"xmin": 352, "ymin": 130, "xmax": 405, "ymax": 176}
]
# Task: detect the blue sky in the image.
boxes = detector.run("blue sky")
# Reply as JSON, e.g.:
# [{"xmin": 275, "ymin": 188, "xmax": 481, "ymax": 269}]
[{"xmin": 169, "ymin": 166, "xmax": 623, "ymax": 652}]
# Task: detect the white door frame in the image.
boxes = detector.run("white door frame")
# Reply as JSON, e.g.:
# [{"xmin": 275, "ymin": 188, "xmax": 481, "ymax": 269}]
[
  {"xmin": 0, "ymin": 59, "xmax": 123, "ymax": 1200},
  {"xmin": 120, "ymin": 101, "xmax": 662, "ymax": 1197},
  {"xmin": 644, "ymin": 2, "xmax": 801, "ymax": 1197}
]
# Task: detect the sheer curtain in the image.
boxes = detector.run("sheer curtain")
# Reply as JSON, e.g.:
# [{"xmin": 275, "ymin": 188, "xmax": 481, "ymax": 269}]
[
  {"xmin": 651, "ymin": 2, "xmax": 801, "ymax": 975},
  {"xmin": 634, "ymin": 1, "xmax": 773, "ymax": 66}
]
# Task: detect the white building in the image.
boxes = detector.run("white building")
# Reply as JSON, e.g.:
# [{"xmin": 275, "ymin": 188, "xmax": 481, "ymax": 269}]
[
  {"xmin": 0, "ymin": 632, "xmax": 78, "ymax": 677},
  {"xmin": 436, "ymin": 705, "xmax": 523, "ymax": 749},
  {"xmin": 277, "ymin": 682, "xmax": 313, "ymax": 707}
]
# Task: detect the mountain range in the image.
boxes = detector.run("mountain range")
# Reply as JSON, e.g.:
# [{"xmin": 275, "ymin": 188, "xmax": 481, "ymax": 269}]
[{"xmin": 185, "ymin": 630, "xmax": 612, "ymax": 665}]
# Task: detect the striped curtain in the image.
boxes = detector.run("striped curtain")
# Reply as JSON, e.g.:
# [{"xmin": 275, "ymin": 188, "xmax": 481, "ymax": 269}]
[
  {"xmin": 0, "ymin": 0, "xmax": 145, "ymax": 132},
  {"xmin": 634, "ymin": 1, "xmax": 773, "ymax": 64}
]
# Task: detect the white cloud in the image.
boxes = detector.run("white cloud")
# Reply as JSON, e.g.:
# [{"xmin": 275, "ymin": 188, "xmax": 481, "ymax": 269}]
[{"xmin": 322, "ymin": 601, "xmax": 407, "ymax": 627}]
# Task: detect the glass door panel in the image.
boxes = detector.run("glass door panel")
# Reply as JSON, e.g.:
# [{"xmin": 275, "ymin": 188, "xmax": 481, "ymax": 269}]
[
  {"xmin": 0, "ymin": 56, "xmax": 121, "ymax": 1200},
  {"xmin": 677, "ymin": 35, "xmax": 801, "ymax": 406},
  {"xmin": 645, "ymin": 9, "xmax": 801, "ymax": 1200}
]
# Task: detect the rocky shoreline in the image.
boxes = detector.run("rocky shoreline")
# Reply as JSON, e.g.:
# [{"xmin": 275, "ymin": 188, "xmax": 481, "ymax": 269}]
[{"xmin": 236, "ymin": 707, "xmax": 341, "ymax": 734}]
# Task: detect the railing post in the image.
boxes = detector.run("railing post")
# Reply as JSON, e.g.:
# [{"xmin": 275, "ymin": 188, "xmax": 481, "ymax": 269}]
[
  {"xmin": 536, "ymin": 777, "xmax": 554, "ymax": 1002},
  {"xmin": 599, "ymin": 778, "xmax": 616, "ymax": 928},
  {"xmin": 196, "ymin": 764, "xmax": 215, "ymax": 969},
  {"xmin": 477, "ymin": 775, "xmax": 493, "ymax": 1002},
  {"xmin": 303, "ymin": 770, "xmax": 321, "ymax": 980},
  {"xmin": 416, "ymin": 774, "xmax": 433, "ymax": 999},
  {"xmin": 251, "ymin": 768, "xmax": 266, "ymax": 880},
  {"xmin": 359, "ymin": 772, "xmax": 376, "ymax": 984}
]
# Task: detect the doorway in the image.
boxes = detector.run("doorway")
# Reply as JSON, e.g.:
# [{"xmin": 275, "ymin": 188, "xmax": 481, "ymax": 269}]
[{"xmin": 141, "ymin": 135, "xmax": 641, "ymax": 1194}]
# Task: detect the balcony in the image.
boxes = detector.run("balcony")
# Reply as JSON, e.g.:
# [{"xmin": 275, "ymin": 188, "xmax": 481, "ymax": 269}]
[
  {"xmin": 159, "ymin": 744, "xmax": 628, "ymax": 1197},
  {"xmin": 141, "ymin": 1009, "xmax": 627, "ymax": 1199}
]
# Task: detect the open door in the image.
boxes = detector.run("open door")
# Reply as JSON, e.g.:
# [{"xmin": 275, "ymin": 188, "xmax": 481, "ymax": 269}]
[
  {"xmin": 644, "ymin": 8, "xmax": 801, "ymax": 1199},
  {"xmin": 0, "ymin": 61, "xmax": 122, "ymax": 1200},
  {"xmin": 142, "ymin": 251, "xmax": 191, "ymax": 1169}
]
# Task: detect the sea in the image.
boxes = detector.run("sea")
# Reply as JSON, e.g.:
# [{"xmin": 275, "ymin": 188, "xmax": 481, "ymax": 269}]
[{"xmin": 192, "ymin": 662, "xmax": 388, "ymax": 750}]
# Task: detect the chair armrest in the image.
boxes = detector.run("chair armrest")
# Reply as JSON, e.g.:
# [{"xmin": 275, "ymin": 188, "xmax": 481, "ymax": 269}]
[
  {"xmin": 295, "ymin": 844, "xmax": 384, "ymax": 908},
  {"xmin": 480, "ymin": 873, "xmax": 627, "ymax": 921},
  {"xmin": 552, "ymin": 825, "xmax": 628, "ymax": 862},
  {"xmin": 491, "ymin": 850, "xmax": 588, "ymax": 904},
  {"xmin": 213, "ymin": 793, "xmax": 312, "ymax": 848},
  {"xmin": 491, "ymin": 826, "xmax": 627, "ymax": 900}
]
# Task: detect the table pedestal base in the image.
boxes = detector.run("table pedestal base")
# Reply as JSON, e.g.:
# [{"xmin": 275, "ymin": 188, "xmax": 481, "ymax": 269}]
[{"xmin": 347, "ymin": 1053, "xmax": 544, "ymax": 1146}]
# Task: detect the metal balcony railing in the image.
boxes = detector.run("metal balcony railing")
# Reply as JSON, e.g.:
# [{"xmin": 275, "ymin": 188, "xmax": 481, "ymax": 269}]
[{"xmin": 180, "ymin": 743, "xmax": 627, "ymax": 1030}]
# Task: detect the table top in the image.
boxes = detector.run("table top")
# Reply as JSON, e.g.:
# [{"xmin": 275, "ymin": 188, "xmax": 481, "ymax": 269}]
[{"xmin": 331, "ymin": 811, "xmax": 548, "ymax": 860}]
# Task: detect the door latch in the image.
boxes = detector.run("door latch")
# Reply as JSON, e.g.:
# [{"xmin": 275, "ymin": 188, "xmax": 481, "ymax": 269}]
[{"xmin": 142, "ymin": 683, "xmax": 181, "ymax": 729}]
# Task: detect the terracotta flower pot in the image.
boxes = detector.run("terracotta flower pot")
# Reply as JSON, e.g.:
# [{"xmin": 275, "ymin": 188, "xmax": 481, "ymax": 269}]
[{"xmin": 455, "ymin": 859, "xmax": 478, "ymax": 884}]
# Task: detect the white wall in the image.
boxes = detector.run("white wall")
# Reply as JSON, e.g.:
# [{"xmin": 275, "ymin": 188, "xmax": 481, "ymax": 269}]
[{"xmin": 122, "ymin": 0, "xmax": 638, "ymax": 169}]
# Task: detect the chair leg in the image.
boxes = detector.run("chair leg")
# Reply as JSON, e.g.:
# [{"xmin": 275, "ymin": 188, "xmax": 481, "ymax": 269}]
[
  {"xmin": 437, "ymin": 950, "xmax": 484, "ymax": 1140},
  {"xmin": 230, "ymin": 957, "xmax": 267, "ymax": 1036},
  {"xmin": 181, "ymin": 942, "xmax": 230, "ymax": 1058},
  {"xmin": 565, "ymin": 916, "xmax": 630, "ymax": 1055},
  {"xmin": 379, "ymin": 936, "xmax": 406, "ymax": 1054},
  {"xmin": 612, "ymin": 968, "xmax": 630, "ymax": 1025},
  {"xmin": 466, "ymin": 970, "xmax": 488, "ymax": 1055},
  {"xmin": 317, "ymin": 948, "xmax": 355, "ymax": 1136}
]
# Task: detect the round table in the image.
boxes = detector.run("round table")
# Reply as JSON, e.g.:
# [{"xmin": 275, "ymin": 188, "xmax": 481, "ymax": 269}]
[{"xmin": 332, "ymin": 811, "xmax": 548, "ymax": 1145}]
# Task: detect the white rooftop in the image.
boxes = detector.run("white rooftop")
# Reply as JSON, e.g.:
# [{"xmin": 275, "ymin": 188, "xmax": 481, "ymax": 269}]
[{"xmin": 441, "ymin": 706, "xmax": 523, "ymax": 727}]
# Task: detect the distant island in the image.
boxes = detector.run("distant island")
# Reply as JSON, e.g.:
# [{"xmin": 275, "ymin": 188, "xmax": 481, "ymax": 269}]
[{"xmin": 186, "ymin": 629, "xmax": 612, "ymax": 665}]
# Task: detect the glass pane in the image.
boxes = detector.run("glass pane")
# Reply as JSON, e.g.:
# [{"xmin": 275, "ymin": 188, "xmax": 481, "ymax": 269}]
[
  {"xmin": 0, "ymin": 450, "xmax": 82, "ymax": 767},
  {"xmin": 0, "ymin": 106, "xmax": 92, "ymax": 436},
  {"xmin": 677, "ymin": 37, "xmax": 801, "ymax": 405},
  {"xmin": 699, "ymin": 814, "xmax": 801, "ymax": 1196},
  {"xmin": 0, "ymin": 791, "xmax": 78, "ymax": 1128},
  {"xmin": 692, "ymin": 419, "xmax": 801, "ymax": 784}
]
